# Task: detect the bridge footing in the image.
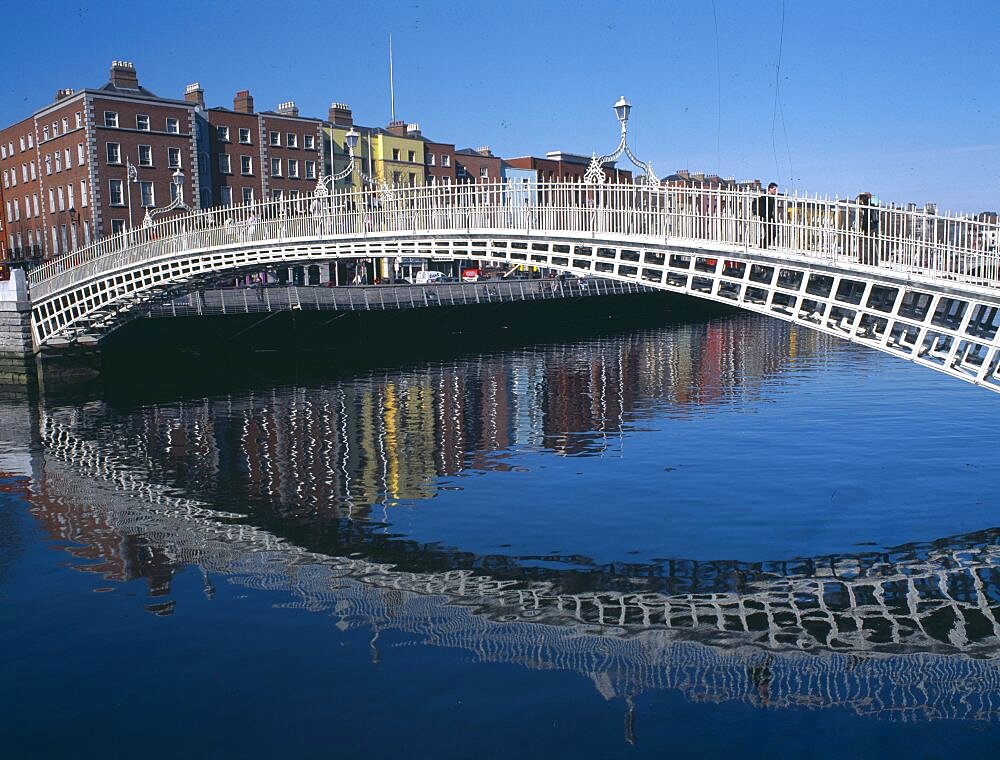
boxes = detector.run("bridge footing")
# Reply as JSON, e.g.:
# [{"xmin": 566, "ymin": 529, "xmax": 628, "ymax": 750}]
[{"xmin": 0, "ymin": 269, "xmax": 35, "ymax": 385}]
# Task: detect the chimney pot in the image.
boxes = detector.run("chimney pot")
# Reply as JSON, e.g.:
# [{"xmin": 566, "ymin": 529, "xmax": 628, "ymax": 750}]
[
  {"xmin": 234, "ymin": 90, "xmax": 254, "ymax": 114},
  {"xmin": 109, "ymin": 60, "xmax": 139, "ymax": 89}
]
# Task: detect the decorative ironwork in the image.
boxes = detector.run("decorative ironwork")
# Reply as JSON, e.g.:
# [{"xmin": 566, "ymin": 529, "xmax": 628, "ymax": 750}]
[
  {"xmin": 585, "ymin": 96, "xmax": 659, "ymax": 185},
  {"xmin": 142, "ymin": 168, "xmax": 191, "ymax": 227}
]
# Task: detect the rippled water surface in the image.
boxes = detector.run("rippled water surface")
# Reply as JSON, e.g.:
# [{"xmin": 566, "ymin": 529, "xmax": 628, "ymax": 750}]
[{"xmin": 3, "ymin": 311, "xmax": 1000, "ymax": 757}]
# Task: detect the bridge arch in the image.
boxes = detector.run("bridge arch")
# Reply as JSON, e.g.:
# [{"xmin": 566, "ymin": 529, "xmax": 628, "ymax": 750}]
[{"xmin": 25, "ymin": 181, "xmax": 1000, "ymax": 392}]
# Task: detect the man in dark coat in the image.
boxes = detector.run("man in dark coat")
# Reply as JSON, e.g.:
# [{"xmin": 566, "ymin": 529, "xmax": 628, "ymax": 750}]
[{"xmin": 754, "ymin": 182, "xmax": 779, "ymax": 248}]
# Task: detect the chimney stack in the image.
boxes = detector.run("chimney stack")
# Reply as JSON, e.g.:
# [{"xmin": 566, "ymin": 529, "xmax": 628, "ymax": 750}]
[
  {"xmin": 109, "ymin": 60, "xmax": 139, "ymax": 90},
  {"xmin": 276, "ymin": 101, "xmax": 299, "ymax": 117},
  {"xmin": 386, "ymin": 120, "xmax": 407, "ymax": 136},
  {"xmin": 328, "ymin": 102, "xmax": 353, "ymax": 126},
  {"xmin": 234, "ymin": 90, "xmax": 254, "ymax": 114},
  {"xmin": 476, "ymin": 146, "xmax": 493, "ymax": 157},
  {"xmin": 54, "ymin": 88, "xmax": 74, "ymax": 102},
  {"xmin": 184, "ymin": 82, "xmax": 205, "ymax": 108},
  {"xmin": 406, "ymin": 123, "xmax": 421, "ymax": 137}
]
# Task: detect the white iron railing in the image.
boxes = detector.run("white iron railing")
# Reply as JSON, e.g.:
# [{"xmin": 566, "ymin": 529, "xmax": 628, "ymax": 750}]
[{"xmin": 26, "ymin": 181, "xmax": 1000, "ymax": 301}]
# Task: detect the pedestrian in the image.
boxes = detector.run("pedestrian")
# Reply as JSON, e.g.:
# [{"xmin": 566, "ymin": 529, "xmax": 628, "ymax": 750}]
[
  {"xmin": 857, "ymin": 192, "xmax": 881, "ymax": 265},
  {"xmin": 753, "ymin": 182, "xmax": 779, "ymax": 248}
]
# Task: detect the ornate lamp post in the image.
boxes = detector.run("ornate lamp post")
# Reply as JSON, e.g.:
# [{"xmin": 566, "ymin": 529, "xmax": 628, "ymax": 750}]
[
  {"xmin": 143, "ymin": 167, "xmax": 191, "ymax": 228},
  {"xmin": 315, "ymin": 127, "xmax": 360, "ymax": 196},
  {"xmin": 584, "ymin": 96, "xmax": 659, "ymax": 185}
]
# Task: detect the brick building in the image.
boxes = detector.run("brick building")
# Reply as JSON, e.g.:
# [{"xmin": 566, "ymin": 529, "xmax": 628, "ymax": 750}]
[
  {"xmin": 0, "ymin": 60, "xmax": 200, "ymax": 264},
  {"xmin": 504, "ymin": 151, "xmax": 629, "ymax": 183},
  {"xmin": 204, "ymin": 90, "xmax": 323, "ymax": 206},
  {"xmin": 422, "ymin": 137, "xmax": 457, "ymax": 185},
  {"xmin": 455, "ymin": 147, "xmax": 503, "ymax": 182}
]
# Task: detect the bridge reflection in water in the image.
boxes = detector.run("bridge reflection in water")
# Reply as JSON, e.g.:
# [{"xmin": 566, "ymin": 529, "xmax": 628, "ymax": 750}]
[{"xmin": 12, "ymin": 317, "xmax": 1000, "ymax": 726}]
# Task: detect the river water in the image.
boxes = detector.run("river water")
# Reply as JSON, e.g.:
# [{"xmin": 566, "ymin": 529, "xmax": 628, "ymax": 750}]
[{"xmin": 2, "ymin": 308, "xmax": 1000, "ymax": 757}]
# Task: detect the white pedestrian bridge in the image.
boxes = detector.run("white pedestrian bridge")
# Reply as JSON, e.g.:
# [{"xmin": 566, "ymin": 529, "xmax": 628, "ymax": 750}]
[{"xmin": 25, "ymin": 181, "xmax": 1000, "ymax": 392}]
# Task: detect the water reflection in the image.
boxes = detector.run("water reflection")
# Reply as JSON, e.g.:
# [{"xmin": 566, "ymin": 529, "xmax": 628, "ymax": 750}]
[{"xmin": 7, "ymin": 316, "xmax": 1000, "ymax": 724}]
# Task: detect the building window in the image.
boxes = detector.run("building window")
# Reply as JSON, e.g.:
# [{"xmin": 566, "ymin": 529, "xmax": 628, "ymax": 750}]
[
  {"xmin": 67, "ymin": 184, "xmax": 74, "ymax": 210},
  {"xmin": 137, "ymin": 114, "xmax": 150, "ymax": 131},
  {"xmin": 238, "ymin": 128, "xmax": 251, "ymax": 144},
  {"xmin": 288, "ymin": 159, "xmax": 299, "ymax": 178},
  {"xmin": 33, "ymin": 193, "xmax": 40, "ymax": 216},
  {"xmin": 219, "ymin": 154, "xmax": 231, "ymax": 174},
  {"xmin": 13, "ymin": 199, "xmax": 20, "ymax": 220},
  {"xmin": 104, "ymin": 111, "xmax": 119, "ymax": 128},
  {"xmin": 442, "ymin": 155, "xmax": 450, "ymax": 167},
  {"xmin": 304, "ymin": 134, "xmax": 314, "ymax": 150},
  {"xmin": 166, "ymin": 117, "xmax": 179, "ymax": 134},
  {"xmin": 80, "ymin": 180, "xmax": 88, "ymax": 207},
  {"xmin": 63, "ymin": 148, "xmax": 70, "ymax": 169},
  {"xmin": 286, "ymin": 133, "xmax": 297, "ymax": 148},
  {"xmin": 52, "ymin": 122, "xmax": 59, "ymax": 137},
  {"xmin": 242, "ymin": 187, "xmax": 254, "ymax": 203},
  {"xmin": 217, "ymin": 125, "xmax": 230, "ymax": 142},
  {"xmin": 392, "ymin": 171, "xmax": 400, "ymax": 184},
  {"xmin": 138, "ymin": 145, "xmax": 152, "ymax": 166},
  {"xmin": 269, "ymin": 131, "xmax": 280, "ymax": 146},
  {"xmin": 304, "ymin": 160, "xmax": 315, "ymax": 179},
  {"xmin": 21, "ymin": 164, "xmax": 27, "ymax": 182},
  {"xmin": 27, "ymin": 134, "xmax": 33, "ymax": 149},
  {"xmin": 272, "ymin": 189, "xmax": 283, "ymax": 200},
  {"xmin": 480, "ymin": 167, "xmax": 488, "ymax": 178},
  {"xmin": 408, "ymin": 150, "xmax": 415, "ymax": 162},
  {"xmin": 428, "ymin": 153, "xmax": 435, "ymax": 166},
  {"xmin": 241, "ymin": 156, "xmax": 252, "ymax": 175},
  {"xmin": 62, "ymin": 117, "xmax": 69, "ymax": 133},
  {"xmin": 55, "ymin": 153, "xmax": 61, "ymax": 172},
  {"xmin": 140, "ymin": 181, "xmax": 154, "ymax": 207},
  {"xmin": 75, "ymin": 112, "xmax": 82, "ymax": 129},
  {"xmin": 220, "ymin": 186, "xmax": 233, "ymax": 206},
  {"xmin": 108, "ymin": 179, "xmax": 124, "ymax": 206},
  {"xmin": 1, "ymin": 145, "xmax": 5, "ymax": 159},
  {"xmin": 392, "ymin": 148, "xmax": 400, "ymax": 161},
  {"xmin": 270, "ymin": 157, "xmax": 282, "ymax": 176},
  {"xmin": 58, "ymin": 187, "xmax": 65, "ymax": 211},
  {"xmin": 43, "ymin": 126, "xmax": 50, "ymax": 141},
  {"xmin": 106, "ymin": 143, "xmax": 121, "ymax": 164},
  {"xmin": 1, "ymin": 170, "xmax": 6, "ymax": 189},
  {"xmin": 111, "ymin": 219, "xmax": 125, "ymax": 235},
  {"xmin": 30, "ymin": 161, "xmax": 37, "ymax": 180},
  {"xmin": 77, "ymin": 143, "xmax": 85, "ymax": 165},
  {"xmin": 168, "ymin": 147, "xmax": 181, "ymax": 168}
]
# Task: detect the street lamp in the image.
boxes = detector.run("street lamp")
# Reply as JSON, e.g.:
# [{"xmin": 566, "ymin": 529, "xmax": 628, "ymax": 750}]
[
  {"xmin": 143, "ymin": 166, "xmax": 191, "ymax": 227},
  {"xmin": 315, "ymin": 127, "xmax": 360, "ymax": 195},
  {"xmin": 585, "ymin": 95, "xmax": 658, "ymax": 185},
  {"xmin": 126, "ymin": 158, "xmax": 138, "ymax": 230}
]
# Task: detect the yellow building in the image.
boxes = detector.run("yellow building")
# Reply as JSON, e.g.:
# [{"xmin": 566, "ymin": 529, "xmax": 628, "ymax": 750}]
[{"xmin": 324, "ymin": 105, "xmax": 425, "ymax": 191}]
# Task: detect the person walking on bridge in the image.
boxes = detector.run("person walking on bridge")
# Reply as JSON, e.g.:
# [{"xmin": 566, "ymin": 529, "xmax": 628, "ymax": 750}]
[{"xmin": 753, "ymin": 182, "xmax": 779, "ymax": 249}]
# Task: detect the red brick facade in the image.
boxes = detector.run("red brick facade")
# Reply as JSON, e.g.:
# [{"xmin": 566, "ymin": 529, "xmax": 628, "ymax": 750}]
[{"xmin": 1, "ymin": 61, "xmax": 199, "ymax": 263}]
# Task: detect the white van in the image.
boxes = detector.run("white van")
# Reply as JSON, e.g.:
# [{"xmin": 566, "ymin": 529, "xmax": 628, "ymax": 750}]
[{"xmin": 415, "ymin": 270, "xmax": 446, "ymax": 284}]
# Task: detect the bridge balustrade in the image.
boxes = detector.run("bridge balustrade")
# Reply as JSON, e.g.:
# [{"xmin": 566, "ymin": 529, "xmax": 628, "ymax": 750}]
[{"xmin": 27, "ymin": 181, "xmax": 1000, "ymax": 301}]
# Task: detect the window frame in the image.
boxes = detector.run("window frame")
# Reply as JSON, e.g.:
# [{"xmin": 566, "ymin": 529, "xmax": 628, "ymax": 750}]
[
  {"xmin": 108, "ymin": 178, "xmax": 125, "ymax": 206},
  {"xmin": 104, "ymin": 111, "xmax": 119, "ymax": 128}
]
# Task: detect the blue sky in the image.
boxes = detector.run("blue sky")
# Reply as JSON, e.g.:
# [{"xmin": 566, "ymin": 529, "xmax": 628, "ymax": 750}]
[{"xmin": 4, "ymin": 0, "xmax": 998, "ymax": 211}]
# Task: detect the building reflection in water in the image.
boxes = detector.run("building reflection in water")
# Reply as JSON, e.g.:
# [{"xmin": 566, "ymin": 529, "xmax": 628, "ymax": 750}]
[{"xmin": 11, "ymin": 316, "xmax": 1000, "ymax": 725}]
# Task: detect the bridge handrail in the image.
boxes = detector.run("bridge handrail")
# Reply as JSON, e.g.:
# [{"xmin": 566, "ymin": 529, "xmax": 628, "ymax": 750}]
[{"xmin": 26, "ymin": 180, "xmax": 1000, "ymax": 300}]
